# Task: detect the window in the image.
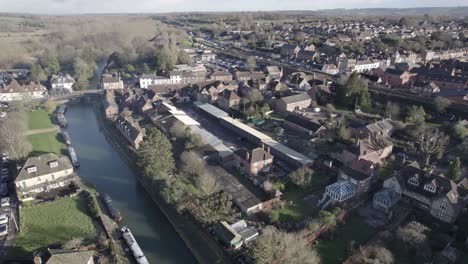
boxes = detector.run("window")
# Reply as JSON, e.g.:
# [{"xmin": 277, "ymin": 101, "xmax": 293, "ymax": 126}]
[
  {"xmin": 51, "ymin": 174, "xmax": 55, "ymax": 180},
  {"xmin": 424, "ymin": 184, "xmax": 436, "ymax": 193},
  {"xmin": 37, "ymin": 177, "xmax": 41, "ymax": 182},
  {"xmin": 27, "ymin": 166, "xmax": 37, "ymax": 173},
  {"xmin": 440, "ymin": 204, "xmax": 447, "ymax": 211},
  {"xmin": 408, "ymin": 177, "xmax": 419, "ymax": 186},
  {"xmin": 49, "ymin": 161, "xmax": 58, "ymax": 168}
]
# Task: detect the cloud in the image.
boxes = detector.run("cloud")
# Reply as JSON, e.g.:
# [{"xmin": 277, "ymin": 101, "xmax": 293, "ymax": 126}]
[{"xmin": 0, "ymin": 0, "xmax": 466, "ymax": 14}]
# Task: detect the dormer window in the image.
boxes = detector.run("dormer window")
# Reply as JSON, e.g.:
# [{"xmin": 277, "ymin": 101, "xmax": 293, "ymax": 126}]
[
  {"xmin": 408, "ymin": 177, "xmax": 419, "ymax": 186},
  {"xmin": 424, "ymin": 184, "xmax": 436, "ymax": 193},
  {"xmin": 440, "ymin": 204, "xmax": 448, "ymax": 211},
  {"xmin": 27, "ymin": 166, "xmax": 37, "ymax": 173},
  {"xmin": 49, "ymin": 161, "xmax": 58, "ymax": 168}
]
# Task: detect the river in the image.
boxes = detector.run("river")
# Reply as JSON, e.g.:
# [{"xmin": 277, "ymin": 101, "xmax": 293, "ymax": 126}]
[{"xmin": 64, "ymin": 103, "xmax": 196, "ymax": 264}]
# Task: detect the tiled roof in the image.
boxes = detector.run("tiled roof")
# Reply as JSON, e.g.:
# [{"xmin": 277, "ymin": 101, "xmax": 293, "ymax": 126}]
[{"xmin": 15, "ymin": 154, "xmax": 73, "ymax": 182}]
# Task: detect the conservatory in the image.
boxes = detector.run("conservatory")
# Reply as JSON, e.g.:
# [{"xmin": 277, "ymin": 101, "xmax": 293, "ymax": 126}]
[{"xmin": 325, "ymin": 181, "xmax": 357, "ymax": 202}]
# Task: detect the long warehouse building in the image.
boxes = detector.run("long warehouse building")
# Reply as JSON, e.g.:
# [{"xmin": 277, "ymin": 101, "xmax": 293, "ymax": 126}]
[{"xmin": 197, "ymin": 103, "xmax": 313, "ymax": 168}]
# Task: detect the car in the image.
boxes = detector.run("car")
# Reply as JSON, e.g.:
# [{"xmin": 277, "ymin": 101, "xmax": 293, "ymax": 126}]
[
  {"xmin": 0, "ymin": 223, "xmax": 7, "ymax": 237},
  {"xmin": 0, "ymin": 198, "xmax": 9, "ymax": 208},
  {"xmin": 0, "ymin": 112, "xmax": 6, "ymax": 118},
  {"xmin": 0, "ymin": 213, "xmax": 7, "ymax": 225}
]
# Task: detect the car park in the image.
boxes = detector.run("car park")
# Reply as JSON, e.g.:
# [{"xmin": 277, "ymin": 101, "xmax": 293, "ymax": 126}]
[{"xmin": 0, "ymin": 223, "xmax": 7, "ymax": 237}]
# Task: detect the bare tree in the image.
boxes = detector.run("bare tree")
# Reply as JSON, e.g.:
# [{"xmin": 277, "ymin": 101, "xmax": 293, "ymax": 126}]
[
  {"xmin": 180, "ymin": 151, "xmax": 206, "ymax": 177},
  {"xmin": 417, "ymin": 128, "xmax": 449, "ymax": 165},
  {"xmin": 0, "ymin": 112, "xmax": 32, "ymax": 161},
  {"xmin": 196, "ymin": 171, "xmax": 219, "ymax": 196},
  {"xmin": 385, "ymin": 101, "xmax": 400, "ymax": 120},
  {"xmin": 169, "ymin": 122, "xmax": 187, "ymax": 139},
  {"xmin": 434, "ymin": 96, "xmax": 451, "ymax": 113}
]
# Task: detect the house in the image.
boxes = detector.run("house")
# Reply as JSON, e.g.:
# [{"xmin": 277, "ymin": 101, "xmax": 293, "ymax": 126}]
[
  {"xmin": 234, "ymin": 71, "xmax": 252, "ymax": 82},
  {"xmin": 382, "ymin": 68, "xmax": 412, "ymax": 86},
  {"xmin": 264, "ymin": 66, "xmax": 282, "ymax": 80},
  {"xmin": 134, "ymin": 96, "xmax": 153, "ymax": 114},
  {"xmin": 139, "ymin": 74, "xmax": 172, "ymax": 88},
  {"xmin": 214, "ymin": 220, "xmax": 259, "ymax": 250},
  {"xmin": 14, "ymin": 153, "xmax": 75, "ymax": 200},
  {"xmin": 45, "ymin": 249, "xmax": 94, "ymax": 264},
  {"xmin": 234, "ymin": 148, "xmax": 273, "ymax": 176},
  {"xmin": 322, "ymin": 64, "xmax": 339, "ymax": 75},
  {"xmin": 210, "ymin": 71, "xmax": 233, "ymax": 81},
  {"xmin": 101, "ymin": 74, "xmax": 124, "ymax": 90},
  {"xmin": 103, "ymin": 92, "xmax": 118, "ymax": 120},
  {"xmin": 284, "ymin": 113, "xmax": 327, "ymax": 137},
  {"xmin": 357, "ymin": 119, "xmax": 396, "ymax": 139},
  {"xmin": 50, "ymin": 74, "xmax": 75, "ymax": 93},
  {"xmin": 333, "ymin": 136, "xmax": 393, "ymax": 165},
  {"xmin": 297, "ymin": 50, "xmax": 317, "ymax": 61},
  {"xmin": 373, "ymin": 162, "xmax": 468, "ymax": 223},
  {"xmin": 275, "ymin": 93, "xmax": 312, "ymax": 112},
  {"xmin": 287, "ymin": 72, "xmax": 311, "ymax": 91},
  {"xmin": 280, "ymin": 44, "xmax": 300, "ymax": 58},
  {"xmin": 0, "ymin": 79, "xmax": 48, "ymax": 102},
  {"xmin": 321, "ymin": 160, "xmax": 377, "ymax": 206},
  {"xmin": 218, "ymin": 90, "xmax": 241, "ymax": 112},
  {"xmin": 410, "ymin": 82, "xmax": 440, "ymax": 97},
  {"xmin": 115, "ymin": 116, "xmax": 145, "ymax": 149},
  {"xmin": 353, "ymin": 61, "xmax": 380, "ymax": 73}
]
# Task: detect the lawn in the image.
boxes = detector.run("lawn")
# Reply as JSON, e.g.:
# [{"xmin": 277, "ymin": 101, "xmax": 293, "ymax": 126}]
[
  {"xmin": 316, "ymin": 214, "xmax": 375, "ymax": 264},
  {"xmin": 27, "ymin": 132, "xmax": 66, "ymax": 155},
  {"xmin": 28, "ymin": 110, "xmax": 54, "ymax": 130},
  {"xmin": 12, "ymin": 196, "xmax": 97, "ymax": 257}
]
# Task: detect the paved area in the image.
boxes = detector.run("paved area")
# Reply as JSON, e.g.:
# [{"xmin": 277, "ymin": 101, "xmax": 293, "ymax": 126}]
[{"xmin": 23, "ymin": 126, "xmax": 60, "ymax": 136}]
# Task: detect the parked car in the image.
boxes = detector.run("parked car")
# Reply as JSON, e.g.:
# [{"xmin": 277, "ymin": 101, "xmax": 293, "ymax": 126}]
[
  {"xmin": 0, "ymin": 213, "xmax": 7, "ymax": 225},
  {"xmin": 0, "ymin": 198, "xmax": 10, "ymax": 208},
  {"xmin": 0, "ymin": 223, "xmax": 7, "ymax": 237},
  {"xmin": 0, "ymin": 112, "xmax": 6, "ymax": 118}
]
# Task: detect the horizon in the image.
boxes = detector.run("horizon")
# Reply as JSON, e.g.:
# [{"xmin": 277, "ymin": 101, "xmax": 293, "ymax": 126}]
[{"xmin": 0, "ymin": 0, "xmax": 467, "ymax": 15}]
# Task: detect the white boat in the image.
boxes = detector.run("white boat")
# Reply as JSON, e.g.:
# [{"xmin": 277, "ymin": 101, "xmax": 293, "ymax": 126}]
[{"xmin": 121, "ymin": 226, "xmax": 149, "ymax": 264}]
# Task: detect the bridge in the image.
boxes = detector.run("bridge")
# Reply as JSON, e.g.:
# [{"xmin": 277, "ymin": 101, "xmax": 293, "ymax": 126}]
[{"xmin": 50, "ymin": 89, "xmax": 103, "ymax": 102}]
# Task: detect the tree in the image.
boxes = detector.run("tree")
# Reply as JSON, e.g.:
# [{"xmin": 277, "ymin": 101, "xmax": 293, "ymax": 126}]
[
  {"xmin": 385, "ymin": 101, "xmax": 400, "ymax": 120},
  {"xmin": 30, "ymin": 62, "xmax": 47, "ymax": 82},
  {"xmin": 338, "ymin": 125, "xmax": 351, "ymax": 141},
  {"xmin": 289, "ymin": 167, "xmax": 313, "ymax": 188},
  {"xmin": 249, "ymin": 226, "xmax": 320, "ymax": 264},
  {"xmin": 39, "ymin": 49, "xmax": 61, "ymax": 75},
  {"xmin": 160, "ymin": 179, "xmax": 186, "ymax": 204},
  {"xmin": 180, "ymin": 151, "xmax": 206, "ymax": 177},
  {"xmin": 337, "ymin": 72, "xmax": 370, "ymax": 108},
  {"xmin": 142, "ymin": 63, "xmax": 151, "ymax": 74},
  {"xmin": 319, "ymin": 210, "xmax": 337, "ymax": 227},
  {"xmin": 137, "ymin": 128, "xmax": 175, "ymax": 181},
  {"xmin": 434, "ymin": 96, "xmax": 451, "ymax": 113},
  {"xmin": 190, "ymin": 191, "xmax": 238, "ymax": 224},
  {"xmin": 126, "ymin": 64, "xmax": 135, "ymax": 73},
  {"xmin": 246, "ymin": 56, "xmax": 257, "ymax": 71},
  {"xmin": 396, "ymin": 221, "xmax": 432, "ymax": 261},
  {"xmin": 177, "ymin": 50, "xmax": 192, "ymax": 64},
  {"xmin": 169, "ymin": 122, "xmax": 187, "ymax": 139},
  {"xmin": 417, "ymin": 127, "xmax": 449, "ymax": 165},
  {"xmin": 155, "ymin": 46, "xmax": 175, "ymax": 71},
  {"xmin": 73, "ymin": 57, "xmax": 96, "ymax": 91},
  {"xmin": 195, "ymin": 172, "xmax": 218, "ymax": 197},
  {"xmin": 42, "ymin": 99, "xmax": 56, "ymax": 113},
  {"xmin": 405, "ymin": 105, "xmax": 426, "ymax": 126},
  {"xmin": 0, "ymin": 112, "xmax": 32, "ymax": 161},
  {"xmin": 246, "ymin": 89, "xmax": 264, "ymax": 104},
  {"xmin": 185, "ymin": 132, "xmax": 204, "ymax": 149},
  {"xmin": 447, "ymin": 157, "xmax": 461, "ymax": 182},
  {"xmin": 350, "ymin": 245, "xmax": 394, "ymax": 264},
  {"xmin": 452, "ymin": 121, "xmax": 468, "ymax": 141}
]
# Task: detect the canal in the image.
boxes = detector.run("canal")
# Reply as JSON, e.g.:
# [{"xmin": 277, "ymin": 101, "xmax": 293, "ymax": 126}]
[{"xmin": 64, "ymin": 103, "xmax": 196, "ymax": 264}]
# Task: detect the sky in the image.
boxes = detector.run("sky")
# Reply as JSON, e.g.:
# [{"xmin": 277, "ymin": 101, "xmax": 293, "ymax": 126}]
[{"xmin": 0, "ymin": 0, "xmax": 467, "ymax": 14}]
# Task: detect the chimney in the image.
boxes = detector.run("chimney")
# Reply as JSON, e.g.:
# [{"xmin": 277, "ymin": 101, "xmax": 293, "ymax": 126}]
[
  {"xmin": 267, "ymin": 146, "xmax": 270, "ymax": 154},
  {"xmin": 246, "ymin": 151, "xmax": 250, "ymax": 162}
]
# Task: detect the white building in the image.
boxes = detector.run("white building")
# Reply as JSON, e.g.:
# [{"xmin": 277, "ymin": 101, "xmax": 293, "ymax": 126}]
[
  {"xmin": 139, "ymin": 74, "xmax": 173, "ymax": 88},
  {"xmin": 353, "ymin": 60, "xmax": 381, "ymax": 73},
  {"xmin": 50, "ymin": 74, "xmax": 75, "ymax": 93},
  {"xmin": 0, "ymin": 79, "xmax": 48, "ymax": 102}
]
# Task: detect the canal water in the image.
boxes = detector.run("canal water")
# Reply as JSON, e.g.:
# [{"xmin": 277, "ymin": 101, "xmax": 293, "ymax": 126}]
[{"xmin": 64, "ymin": 103, "xmax": 196, "ymax": 264}]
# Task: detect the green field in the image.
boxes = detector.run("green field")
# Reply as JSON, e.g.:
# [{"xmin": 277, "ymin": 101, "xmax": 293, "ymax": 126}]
[
  {"xmin": 316, "ymin": 214, "xmax": 375, "ymax": 264},
  {"xmin": 28, "ymin": 110, "xmax": 54, "ymax": 130},
  {"xmin": 12, "ymin": 196, "xmax": 97, "ymax": 256},
  {"xmin": 28, "ymin": 132, "xmax": 66, "ymax": 155}
]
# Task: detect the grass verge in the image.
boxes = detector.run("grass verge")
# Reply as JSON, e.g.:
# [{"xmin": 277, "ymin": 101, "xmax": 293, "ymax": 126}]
[{"xmin": 28, "ymin": 110, "xmax": 54, "ymax": 130}]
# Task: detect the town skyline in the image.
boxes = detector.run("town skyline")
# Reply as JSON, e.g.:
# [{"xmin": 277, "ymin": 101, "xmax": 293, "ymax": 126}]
[{"xmin": 1, "ymin": 0, "xmax": 467, "ymax": 14}]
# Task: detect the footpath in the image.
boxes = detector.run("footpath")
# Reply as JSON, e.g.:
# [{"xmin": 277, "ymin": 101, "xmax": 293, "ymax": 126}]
[{"xmin": 23, "ymin": 126, "xmax": 60, "ymax": 136}]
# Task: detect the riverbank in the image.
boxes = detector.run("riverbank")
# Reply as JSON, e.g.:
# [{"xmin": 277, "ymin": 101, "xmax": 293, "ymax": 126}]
[{"xmin": 93, "ymin": 104, "xmax": 230, "ymax": 264}]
